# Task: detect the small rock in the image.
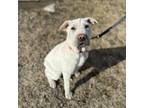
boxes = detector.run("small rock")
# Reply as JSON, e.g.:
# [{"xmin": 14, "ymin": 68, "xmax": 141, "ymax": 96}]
[{"xmin": 43, "ymin": 3, "xmax": 55, "ymax": 13}]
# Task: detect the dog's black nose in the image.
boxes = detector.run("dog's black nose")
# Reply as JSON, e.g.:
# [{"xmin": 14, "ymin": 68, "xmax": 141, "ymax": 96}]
[{"xmin": 78, "ymin": 33, "xmax": 87, "ymax": 41}]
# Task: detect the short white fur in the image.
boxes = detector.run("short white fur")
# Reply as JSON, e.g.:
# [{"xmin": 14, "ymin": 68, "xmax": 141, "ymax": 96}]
[{"xmin": 44, "ymin": 17, "xmax": 97, "ymax": 99}]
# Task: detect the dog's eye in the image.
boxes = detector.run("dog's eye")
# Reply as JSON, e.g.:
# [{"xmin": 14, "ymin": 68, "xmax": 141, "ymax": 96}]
[
  {"xmin": 85, "ymin": 25, "xmax": 89, "ymax": 28},
  {"xmin": 71, "ymin": 27, "xmax": 76, "ymax": 30}
]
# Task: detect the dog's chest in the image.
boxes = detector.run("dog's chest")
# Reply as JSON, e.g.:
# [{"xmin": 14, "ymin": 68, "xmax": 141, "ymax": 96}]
[
  {"xmin": 61, "ymin": 52, "xmax": 81, "ymax": 74},
  {"xmin": 64, "ymin": 51, "xmax": 80, "ymax": 64}
]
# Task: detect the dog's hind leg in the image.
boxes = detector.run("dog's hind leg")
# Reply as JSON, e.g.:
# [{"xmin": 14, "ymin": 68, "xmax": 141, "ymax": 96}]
[
  {"xmin": 45, "ymin": 69, "xmax": 57, "ymax": 89},
  {"xmin": 47, "ymin": 77, "xmax": 56, "ymax": 88}
]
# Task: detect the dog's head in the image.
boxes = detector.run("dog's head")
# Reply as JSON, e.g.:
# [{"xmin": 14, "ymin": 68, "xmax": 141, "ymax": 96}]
[{"xmin": 59, "ymin": 17, "xmax": 97, "ymax": 48}]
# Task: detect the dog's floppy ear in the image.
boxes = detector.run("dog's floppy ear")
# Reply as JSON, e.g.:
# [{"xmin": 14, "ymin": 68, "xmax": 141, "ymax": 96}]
[
  {"xmin": 85, "ymin": 17, "xmax": 98, "ymax": 25},
  {"xmin": 59, "ymin": 20, "xmax": 70, "ymax": 31}
]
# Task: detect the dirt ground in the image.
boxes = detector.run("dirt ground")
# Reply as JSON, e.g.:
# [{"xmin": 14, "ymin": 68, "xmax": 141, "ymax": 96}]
[{"xmin": 18, "ymin": 0, "xmax": 126, "ymax": 108}]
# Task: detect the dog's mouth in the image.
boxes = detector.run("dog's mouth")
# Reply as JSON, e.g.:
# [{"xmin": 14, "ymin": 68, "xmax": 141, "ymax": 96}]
[
  {"xmin": 78, "ymin": 38, "xmax": 90, "ymax": 46},
  {"xmin": 79, "ymin": 41, "xmax": 84, "ymax": 45},
  {"xmin": 78, "ymin": 40, "xmax": 86, "ymax": 47}
]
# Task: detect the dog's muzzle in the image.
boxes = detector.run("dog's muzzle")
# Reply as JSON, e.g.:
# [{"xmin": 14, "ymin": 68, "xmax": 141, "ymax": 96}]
[
  {"xmin": 78, "ymin": 33, "xmax": 87, "ymax": 42},
  {"xmin": 78, "ymin": 33, "xmax": 90, "ymax": 46}
]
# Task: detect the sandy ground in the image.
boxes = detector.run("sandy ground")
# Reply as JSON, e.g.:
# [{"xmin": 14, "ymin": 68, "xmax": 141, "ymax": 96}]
[{"xmin": 18, "ymin": 0, "xmax": 126, "ymax": 108}]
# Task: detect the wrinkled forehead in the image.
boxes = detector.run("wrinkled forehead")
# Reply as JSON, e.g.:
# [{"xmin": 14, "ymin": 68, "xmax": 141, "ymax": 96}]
[{"xmin": 69, "ymin": 18, "xmax": 88, "ymax": 26}]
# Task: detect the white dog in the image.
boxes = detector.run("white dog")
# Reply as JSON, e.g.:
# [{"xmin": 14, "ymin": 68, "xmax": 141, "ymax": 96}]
[{"xmin": 44, "ymin": 17, "xmax": 97, "ymax": 99}]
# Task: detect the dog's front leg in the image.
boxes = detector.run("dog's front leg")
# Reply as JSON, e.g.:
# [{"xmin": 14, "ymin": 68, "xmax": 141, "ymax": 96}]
[
  {"xmin": 74, "ymin": 52, "xmax": 88, "ymax": 77},
  {"xmin": 63, "ymin": 73, "xmax": 72, "ymax": 99}
]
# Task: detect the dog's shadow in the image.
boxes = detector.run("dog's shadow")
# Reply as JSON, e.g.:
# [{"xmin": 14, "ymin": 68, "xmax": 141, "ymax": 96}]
[{"xmin": 72, "ymin": 46, "xmax": 126, "ymax": 92}]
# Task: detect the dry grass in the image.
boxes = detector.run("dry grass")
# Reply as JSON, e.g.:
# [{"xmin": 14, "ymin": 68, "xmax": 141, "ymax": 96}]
[{"xmin": 18, "ymin": 0, "xmax": 126, "ymax": 108}]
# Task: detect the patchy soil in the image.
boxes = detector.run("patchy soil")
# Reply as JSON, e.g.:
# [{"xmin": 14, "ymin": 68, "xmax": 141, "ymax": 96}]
[{"xmin": 18, "ymin": 0, "xmax": 126, "ymax": 108}]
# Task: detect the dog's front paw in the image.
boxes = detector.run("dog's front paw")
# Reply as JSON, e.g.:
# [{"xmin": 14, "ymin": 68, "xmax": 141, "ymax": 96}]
[
  {"xmin": 74, "ymin": 72, "xmax": 80, "ymax": 78},
  {"xmin": 49, "ymin": 80, "xmax": 56, "ymax": 89},
  {"xmin": 65, "ymin": 91, "xmax": 73, "ymax": 99}
]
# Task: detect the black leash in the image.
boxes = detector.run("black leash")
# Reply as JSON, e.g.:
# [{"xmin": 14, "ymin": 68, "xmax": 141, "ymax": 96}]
[{"xmin": 91, "ymin": 15, "xmax": 126, "ymax": 39}]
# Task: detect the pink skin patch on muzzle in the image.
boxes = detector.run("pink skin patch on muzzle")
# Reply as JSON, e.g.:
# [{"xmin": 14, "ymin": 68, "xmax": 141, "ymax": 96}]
[{"xmin": 78, "ymin": 33, "xmax": 87, "ymax": 42}]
